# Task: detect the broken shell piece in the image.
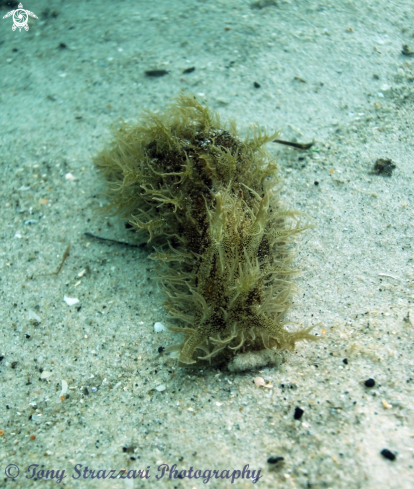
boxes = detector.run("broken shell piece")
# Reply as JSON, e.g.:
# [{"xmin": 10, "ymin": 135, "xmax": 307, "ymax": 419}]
[
  {"xmin": 382, "ymin": 399, "xmax": 392, "ymax": 409},
  {"xmin": 65, "ymin": 173, "xmax": 76, "ymax": 181},
  {"xmin": 254, "ymin": 377, "xmax": 266, "ymax": 387},
  {"xmin": 40, "ymin": 371, "xmax": 53, "ymax": 379},
  {"xmin": 64, "ymin": 296, "xmax": 79, "ymax": 306},
  {"xmin": 28, "ymin": 310, "xmax": 42, "ymax": 324}
]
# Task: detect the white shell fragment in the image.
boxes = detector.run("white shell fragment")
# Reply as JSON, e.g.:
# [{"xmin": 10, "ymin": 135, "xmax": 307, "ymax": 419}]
[
  {"xmin": 154, "ymin": 322, "xmax": 167, "ymax": 332},
  {"xmin": 65, "ymin": 172, "xmax": 76, "ymax": 181},
  {"xmin": 64, "ymin": 296, "xmax": 80, "ymax": 306},
  {"xmin": 156, "ymin": 385, "xmax": 166, "ymax": 392},
  {"xmin": 40, "ymin": 371, "xmax": 53, "ymax": 379},
  {"xmin": 60, "ymin": 380, "xmax": 68, "ymax": 397}
]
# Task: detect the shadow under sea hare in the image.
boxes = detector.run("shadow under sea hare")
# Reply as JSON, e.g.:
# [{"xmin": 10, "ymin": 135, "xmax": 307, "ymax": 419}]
[{"xmin": 94, "ymin": 94, "xmax": 318, "ymax": 366}]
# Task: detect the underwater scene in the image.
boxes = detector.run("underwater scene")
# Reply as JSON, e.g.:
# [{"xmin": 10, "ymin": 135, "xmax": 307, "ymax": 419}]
[{"xmin": 0, "ymin": 0, "xmax": 413, "ymax": 487}]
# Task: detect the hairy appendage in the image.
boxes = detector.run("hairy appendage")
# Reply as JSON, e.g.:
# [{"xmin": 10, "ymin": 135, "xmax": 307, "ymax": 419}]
[{"xmin": 94, "ymin": 94, "xmax": 319, "ymax": 367}]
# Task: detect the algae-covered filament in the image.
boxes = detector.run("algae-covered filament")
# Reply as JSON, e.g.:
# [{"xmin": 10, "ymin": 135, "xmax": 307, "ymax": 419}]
[{"xmin": 95, "ymin": 94, "xmax": 318, "ymax": 366}]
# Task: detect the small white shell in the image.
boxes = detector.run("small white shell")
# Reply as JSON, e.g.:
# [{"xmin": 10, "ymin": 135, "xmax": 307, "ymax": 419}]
[
  {"xmin": 64, "ymin": 296, "xmax": 79, "ymax": 306},
  {"xmin": 154, "ymin": 322, "xmax": 167, "ymax": 332}
]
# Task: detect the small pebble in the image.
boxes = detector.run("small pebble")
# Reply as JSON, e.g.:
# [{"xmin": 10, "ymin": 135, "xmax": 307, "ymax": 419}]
[
  {"xmin": 364, "ymin": 378, "xmax": 375, "ymax": 388},
  {"xmin": 123, "ymin": 446, "xmax": 136, "ymax": 453},
  {"xmin": 65, "ymin": 172, "xmax": 76, "ymax": 181},
  {"xmin": 267, "ymin": 456, "xmax": 284, "ymax": 465},
  {"xmin": 145, "ymin": 69, "xmax": 169, "ymax": 77},
  {"xmin": 343, "ymin": 358, "xmax": 348, "ymax": 365},
  {"xmin": 380, "ymin": 448, "xmax": 396, "ymax": 461},
  {"xmin": 294, "ymin": 407, "xmax": 304, "ymax": 420},
  {"xmin": 402, "ymin": 44, "xmax": 414, "ymax": 57},
  {"xmin": 373, "ymin": 158, "xmax": 396, "ymax": 177}
]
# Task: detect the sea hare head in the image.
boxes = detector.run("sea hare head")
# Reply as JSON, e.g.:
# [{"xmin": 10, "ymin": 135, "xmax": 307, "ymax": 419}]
[{"xmin": 95, "ymin": 94, "xmax": 317, "ymax": 366}]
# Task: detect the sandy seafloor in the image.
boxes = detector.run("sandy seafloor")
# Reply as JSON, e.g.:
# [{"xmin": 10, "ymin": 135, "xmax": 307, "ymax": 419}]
[{"xmin": 1, "ymin": 0, "xmax": 414, "ymax": 488}]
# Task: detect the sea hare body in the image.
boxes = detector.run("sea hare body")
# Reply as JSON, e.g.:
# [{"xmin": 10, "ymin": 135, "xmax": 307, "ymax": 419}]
[{"xmin": 95, "ymin": 94, "xmax": 317, "ymax": 366}]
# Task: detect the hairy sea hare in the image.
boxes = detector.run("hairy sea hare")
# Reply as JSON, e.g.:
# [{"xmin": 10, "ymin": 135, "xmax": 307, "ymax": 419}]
[{"xmin": 94, "ymin": 94, "xmax": 317, "ymax": 366}]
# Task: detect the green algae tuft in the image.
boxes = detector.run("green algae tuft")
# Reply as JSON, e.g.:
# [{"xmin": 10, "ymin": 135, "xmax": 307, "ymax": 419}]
[{"xmin": 94, "ymin": 94, "xmax": 318, "ymax": 366}]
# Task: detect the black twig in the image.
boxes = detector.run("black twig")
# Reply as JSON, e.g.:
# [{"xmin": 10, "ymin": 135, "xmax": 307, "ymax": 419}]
[{"xmin": 273, "ymin": 139, "xmax": 314, "ymax": 150}]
